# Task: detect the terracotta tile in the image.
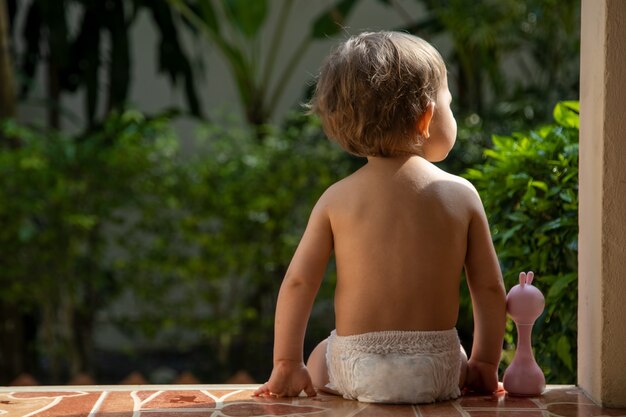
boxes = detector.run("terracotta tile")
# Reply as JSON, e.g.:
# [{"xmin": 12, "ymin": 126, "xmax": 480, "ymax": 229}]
[
  {"xmin": 95, "ymin": 391, "xmax": 135, "ymax": 417},
  {"xmin": 40, "ymin": 392, "xmax": 102, "ymax": 417},
  {"xmin": 0, "ymin": 385, "xmax": 624, "ymax": 417},
  {"xmin": 148, "ymin": 413, "xmax": 209, "ymax": 417},
  {"xmin": 221, "ymin": 401, "xmax": 327, "ymax": 416},
  {"xmin": 204, "ymin": 388, "xmax": 250, "ymax": 399},
  {"xmin": 131, "ymin": 390, "xmax": 159, "ymax": 402},
  {"xmin": 538, "ymin": 386, "xmax": 595, "ymax": 406},
  {"xmin": 142, "ymin": 390, "xmax": 216, "ymax": 409},
  {"xmin": 459, "ymin": 391, "xmax": 539, "ymax": 409},
  {"xmin": 12, "ymin": 391, "xmax": 101, "ymax": 417},
  {"xmin": 0, "ymin": 392, "xmax": 56, "ymax": 417},
  {"xmin": 10, "ymin": 391, "xmax": 85, "ymax": 399},
  {"xmin": 418, "ymin": 400, "xmax": 464, "ymax": 417},
  {"xmin": 545, "ymin": 402, "xmax": 626, "ymax": 417},
  {"xmin": 465, "ymin": 411, "xmax": 544, "ymax": 417},
  {"xmin": 354, "ymin": 403, "xmax": 418, "ymax": 416},
  {"xmin": 251, "ymin": 393, "xmax": 366, "ymax": 417},
  {"xmin": 208, "ymin": 388, "xmax": 257, "ymax": 401}
]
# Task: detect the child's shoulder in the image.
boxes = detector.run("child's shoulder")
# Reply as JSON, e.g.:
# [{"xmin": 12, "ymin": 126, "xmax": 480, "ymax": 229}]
[
  {"xmin": 430, "ymin": 165, "xmax": 478, "ymax": 194},
  {"xmin": 384, "ymin": 157, "xmax": 473, "ymax": 193},
  {"xmin": 429, "ymin": 167, "xmax": 486, "ymax": 218},
  {"xmin": 312, "ymin": 168, "xmax": 370, "ymax": 213},
  {"xmin": 317, "ymin": 171, "xmax": 359, "ymax": 201}
]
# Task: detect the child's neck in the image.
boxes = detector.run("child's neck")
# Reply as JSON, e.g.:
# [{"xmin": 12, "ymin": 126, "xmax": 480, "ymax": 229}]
[{"xmin": 366, "ymin": 154, "xmax": 426, "ymax": 164}]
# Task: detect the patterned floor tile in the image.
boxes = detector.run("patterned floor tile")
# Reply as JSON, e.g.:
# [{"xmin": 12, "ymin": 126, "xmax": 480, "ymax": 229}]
[{"xmin": 0, "ymin": 385, "xmax": 624, "ymax": 416}]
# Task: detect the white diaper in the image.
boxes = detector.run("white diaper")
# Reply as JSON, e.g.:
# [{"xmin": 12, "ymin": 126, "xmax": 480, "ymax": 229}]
[{"xmin": 326, "ymin": 329, "xmax": 461, "ymax": 404}]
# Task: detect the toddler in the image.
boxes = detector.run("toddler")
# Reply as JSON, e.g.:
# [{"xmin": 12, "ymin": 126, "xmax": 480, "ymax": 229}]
[{"xmin": 254, "ymin": 31, "xmax": 506, "ymax": 404}]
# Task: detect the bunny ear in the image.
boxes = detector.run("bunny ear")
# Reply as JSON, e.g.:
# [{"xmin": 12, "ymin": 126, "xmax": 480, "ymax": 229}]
[
  {"xmin": 526, "ymin": 271, "xmax": 534, "ymax": 285},
  {"xmin": 519, "ymin": 272, "xmax": 527, "ymax": 287}
]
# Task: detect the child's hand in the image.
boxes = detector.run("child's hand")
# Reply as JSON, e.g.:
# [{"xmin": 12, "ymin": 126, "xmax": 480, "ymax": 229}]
[
  {"xmin": 254, "ymin": 360, "xmax": 317, "ymax": 398},
  {"xmin": 464, "ymin": 358, "xmax": 499, "ymax": 394}
]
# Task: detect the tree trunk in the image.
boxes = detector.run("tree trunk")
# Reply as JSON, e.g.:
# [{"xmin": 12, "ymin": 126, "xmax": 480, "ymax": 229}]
[
  {"xmin": 0, "ymin": 305, "xmax": 23, "ymax": 384},
  {"xmin": 0, "ymin": 0, "xmax": 16, "ymax": 120}
]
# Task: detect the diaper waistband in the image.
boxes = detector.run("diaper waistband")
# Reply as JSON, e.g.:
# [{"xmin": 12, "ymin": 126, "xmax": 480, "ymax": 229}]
[{"xmin": 329, "ymin": 328, "xmax": 459, "ymax": 355}]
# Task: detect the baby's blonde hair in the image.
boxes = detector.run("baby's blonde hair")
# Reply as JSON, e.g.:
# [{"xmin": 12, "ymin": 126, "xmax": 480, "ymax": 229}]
[{"xmin": 309, "ymin": 31, "xmax": 446, "ymax": 157}]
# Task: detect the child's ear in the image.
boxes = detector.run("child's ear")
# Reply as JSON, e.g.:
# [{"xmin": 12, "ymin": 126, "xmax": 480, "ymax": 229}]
[{"xmin": 417, "ymin": 102, "xmax": 435, "ymax": 139}]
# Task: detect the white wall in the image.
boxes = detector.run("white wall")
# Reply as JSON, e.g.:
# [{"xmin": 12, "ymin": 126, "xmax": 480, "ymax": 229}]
[{"xmin": 15, "ymin": 0, "xmax": 428, "ymax": 143}]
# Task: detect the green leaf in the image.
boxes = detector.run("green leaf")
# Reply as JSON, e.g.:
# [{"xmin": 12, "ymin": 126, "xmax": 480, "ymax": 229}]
[
  {"xmin": 147, "ymin": 2, "xmax": 203, "ymax": 116},
  {"xmin": 559, "ymin": 190, "xmax": 575, "ymax": 203},
  {"xmin": 530, "ymin": 180, "xmax": 548, "ymax": 192},
  {"xmin": 19, "ymin": 155, "xmax": 46, "ymax": 170},
  {"xmin": 540, "ymin": 218, "xmax": 564, "ymax": 232},
  {"xmin": 547, "ymin": 273, "xmax": 577, "ymax": 299},
  {"xmin": 556, "ymin": 334, "xmax": 574, "ymax": 371},
  {"xmin": 197, "ymin": 1, "xmax": 220, "ymax": 33},
  {"xmin": 65, "ymin": 214, "xmax": 99, "ymax": 230},
  {"xmin": 506, "ymin": 211, "xmax": 528, "ymax": 223},
  {"xmin": 553, "ymin": 101, "xmax": 579, "ymax": 129},
  {"xmin": 464, "ymin": 168, "xmax": 483, "ymax": 180},
  {"xmin": 223, "ymin": 0, "xmax": 268, "ymax": 38},
  {"xmin": 494, "ymin": 223, "xmax": 523, "ymax": 245},
  {"xmin": 105, "ymin": 0, "xmax": 131, "ymax": 113}
]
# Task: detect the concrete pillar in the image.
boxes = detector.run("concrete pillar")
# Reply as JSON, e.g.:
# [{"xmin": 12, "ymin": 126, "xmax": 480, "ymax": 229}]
[{"xmin": 578, "ymin": 0, "xmax": 626, "ymax": 408}]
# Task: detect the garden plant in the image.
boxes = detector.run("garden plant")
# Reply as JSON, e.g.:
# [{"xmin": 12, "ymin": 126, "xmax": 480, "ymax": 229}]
[{"xmin": 0, "ymin": 0, "xmax": 579, "ymax": 385}]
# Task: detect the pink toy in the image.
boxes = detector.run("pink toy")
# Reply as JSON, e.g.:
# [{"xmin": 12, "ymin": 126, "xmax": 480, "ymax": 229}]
[{"xmin": 502, "ymin": 271, "xmax": 546, "ymax": 396}]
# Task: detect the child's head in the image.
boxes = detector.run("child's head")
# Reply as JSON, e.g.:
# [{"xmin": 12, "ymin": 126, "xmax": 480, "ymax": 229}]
[{"xmin": 310, "ymin": 31, "xmax": 447, "ymax": 157}]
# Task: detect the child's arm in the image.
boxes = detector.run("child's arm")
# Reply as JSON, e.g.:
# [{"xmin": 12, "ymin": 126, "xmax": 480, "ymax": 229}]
[
  {"xmin": 254, "ymin": 197, "xmax": 333, "ymax": 398},
  {"xmin": 463, "ymin": 188, "xmax": 506, "ymax": 393}
]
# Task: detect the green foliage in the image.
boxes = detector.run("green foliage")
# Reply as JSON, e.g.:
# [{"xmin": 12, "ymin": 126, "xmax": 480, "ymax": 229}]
[
  {"xmin": 1, "ymin": 100, "xmax": 581, "ymax": 384},
  {"xmin": 222, "ymin": 0, "xmax": 268, "ymax": 37},
  {"xmin": 464, "ymin": 101, "xmax": 579, "ymax": 383},
  {"xmin": 0, "ymin": 110, "xmax": 356, "ymax": 382},
  {"xmin": 8, "ymin": 0, "xmax": 200, "ymax": 128},
  {"xmin": 120, "ymin": 113, "xmax": 356, "ymax": 378},
  {"xmin": 0, "ymin": 110, "xmax": 182, "ymax": 381},
  {"xmin": 2, "ymin": 0, "xmax": 583, "ymax": 383},
  {"xmin": 415, "ymin": 0, "xmax": 580, "ymax": 174},
  {"xmin": 167, "ymin": 0, "xmax": 370, "ymax": 127}
]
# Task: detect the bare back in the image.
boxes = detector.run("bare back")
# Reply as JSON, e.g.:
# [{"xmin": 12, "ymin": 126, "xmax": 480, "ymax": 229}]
[{"xmin": 322, "ymin": 156, "xmax": 478, "ymax": 335}]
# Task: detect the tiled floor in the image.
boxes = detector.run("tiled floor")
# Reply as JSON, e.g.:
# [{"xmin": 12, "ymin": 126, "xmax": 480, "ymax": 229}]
[{"xmin": 0, "ymin": 385, "xmax": 624, "ymax": 416}]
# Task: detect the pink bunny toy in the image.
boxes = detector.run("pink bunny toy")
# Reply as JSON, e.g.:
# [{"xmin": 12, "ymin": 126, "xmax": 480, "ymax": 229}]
[{"xmin": 502, "ymin": 271, "xmax": 546, "ymax": 396}]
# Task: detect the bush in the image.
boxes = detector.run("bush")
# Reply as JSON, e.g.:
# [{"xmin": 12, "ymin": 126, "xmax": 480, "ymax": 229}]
[
  {"xmin": 90, "ymin": 112, "xmax": 356, "ymax": 382},
  {"xmin": 463, "ymin": 101, "xmax": 579, "ymax": 383},
  {"xmin": 0, "ymin": 110, "xmax": 183, "ymax": 382},
  {"xmin": 1, "ymin": 102, "xmax": 579, "ymax": 384},
  {"xmin": 0, "ymin": 109, "xmax": 357, "ymax": 383}
]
